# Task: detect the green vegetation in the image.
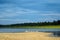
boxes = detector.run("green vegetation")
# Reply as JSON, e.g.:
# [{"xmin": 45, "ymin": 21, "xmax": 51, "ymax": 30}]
[
  {"xmin": 0, "ymin": 20, "xmax": 60, "ymax": 28},
  {"xmin": 10, "ymin": 25, "xmax": 60, "ymax": 28},
  {"xmin": 0, "ymin": 25, "xmax": 60, "ymax": 28}
]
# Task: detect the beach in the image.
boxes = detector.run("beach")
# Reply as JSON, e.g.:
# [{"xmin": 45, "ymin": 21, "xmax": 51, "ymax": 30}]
[{"xmin": 0, "ymin": 32, "xmax": 60, "ymax": 40}]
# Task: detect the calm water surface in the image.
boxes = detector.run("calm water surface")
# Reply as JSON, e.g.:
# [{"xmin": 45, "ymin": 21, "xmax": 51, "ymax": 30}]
[
  {"xmin": 0, "ymin": 28, "xmax": 60, "ymax": 32},
  {"xmin": 0, "ymin": 28, "xmax": 60, "ymax": 37}
]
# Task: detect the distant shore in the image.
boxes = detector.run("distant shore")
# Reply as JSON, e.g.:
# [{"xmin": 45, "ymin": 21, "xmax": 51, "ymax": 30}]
[
  {"xmin": 0, "ymin": 20, "xmax": 60, "ymax": 28},
  {"xmin": 0, "ymin": 25, "xmax": 60, "ymax": 28},
  {"xmin": 0, "ymin": 32, "xmax": 60, "ymax": 40}
]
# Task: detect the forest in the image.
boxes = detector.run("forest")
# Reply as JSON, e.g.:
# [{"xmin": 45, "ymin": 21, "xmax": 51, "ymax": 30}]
[{"xmin": 0, "ymin": 20, "xmax": 60, "ymax": 28}]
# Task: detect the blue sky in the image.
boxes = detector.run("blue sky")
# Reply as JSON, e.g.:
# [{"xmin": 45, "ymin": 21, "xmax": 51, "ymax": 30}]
[{"xmin": 0, "ymin": 0, "xmax": 60, "ymax": 24}]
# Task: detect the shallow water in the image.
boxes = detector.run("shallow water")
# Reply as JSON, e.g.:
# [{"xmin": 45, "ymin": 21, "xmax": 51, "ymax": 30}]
[
  {"xmin": 0, "ymin": 28, "xmax": 60, "ymax": 37},
  {"xmin": 0, "ymin": 28, "xmax": 60, "ymax": 32}
]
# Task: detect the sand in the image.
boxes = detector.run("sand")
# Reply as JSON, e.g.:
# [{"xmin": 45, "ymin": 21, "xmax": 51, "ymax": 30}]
[{"xmin": 0, "ymin": 32, "xmax": 60, "ymax": 40}]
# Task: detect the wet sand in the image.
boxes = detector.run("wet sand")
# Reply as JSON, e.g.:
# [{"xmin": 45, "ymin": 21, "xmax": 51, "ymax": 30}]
[{"xmin": 0, "ymin": 32, "xmax": 60, "ymax": 40}]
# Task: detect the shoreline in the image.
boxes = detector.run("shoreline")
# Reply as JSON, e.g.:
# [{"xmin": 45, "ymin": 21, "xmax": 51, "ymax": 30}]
[{"xmin": 0, "ymin": 32, "xmax": 60, "ymax": 40}]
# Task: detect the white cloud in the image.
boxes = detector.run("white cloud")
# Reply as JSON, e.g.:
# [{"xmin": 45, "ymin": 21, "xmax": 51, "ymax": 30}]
[
  {"xmin": 0, "ymin": 0, "xmax": 60, "ymax": 24},
  {"xmin": 0, "ymin": 18, "xmax": 34, "ymax": 24},
  {"xmin": 0, "ymin": 4, "xmax": 39, "ymax": 18},
  {"xmin": 0, "ymin": 7, "xmax": 60, "ymax": 18}
]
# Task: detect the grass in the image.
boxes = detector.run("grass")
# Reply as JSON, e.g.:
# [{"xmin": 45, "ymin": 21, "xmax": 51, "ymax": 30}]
[
  {"xmin": 1, "ymin": 25, "xmax": 60, "ymax": 28},
  {"xmin": 13, "ymin": 25, "xmax": 60, "ymax": 28}
]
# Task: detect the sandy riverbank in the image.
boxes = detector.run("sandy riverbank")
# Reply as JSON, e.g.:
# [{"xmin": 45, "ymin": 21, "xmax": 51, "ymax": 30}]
[{"xmin": 0, "ymin": 32, "xmax": 60, "ymax": 40}]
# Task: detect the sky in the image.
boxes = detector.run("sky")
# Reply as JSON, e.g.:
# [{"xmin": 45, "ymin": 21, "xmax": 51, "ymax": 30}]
[{"xmin": 0, "ymin": 0, "xmax": 60, "ymax": 24}]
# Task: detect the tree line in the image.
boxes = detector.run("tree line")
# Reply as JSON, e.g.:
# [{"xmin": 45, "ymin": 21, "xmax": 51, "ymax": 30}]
[{"xmin": 0, "ymin": 20, "xmax": 60, "ymax": 28}]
